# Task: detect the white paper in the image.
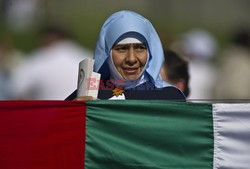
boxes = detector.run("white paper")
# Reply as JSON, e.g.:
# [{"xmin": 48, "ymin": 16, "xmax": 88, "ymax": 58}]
[
  {"xmin": 87, "ymin": 72, "xmax": 101, "ymax": 99},
  {"xmin": 77, "ymin": 58, "xmax": 100, "ymax": 98}
]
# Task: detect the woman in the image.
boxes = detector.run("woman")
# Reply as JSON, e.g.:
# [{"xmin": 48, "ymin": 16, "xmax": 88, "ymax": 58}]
[{"xmin": 66, "ymin": 10, "xmax": 185, "ymax": 100}]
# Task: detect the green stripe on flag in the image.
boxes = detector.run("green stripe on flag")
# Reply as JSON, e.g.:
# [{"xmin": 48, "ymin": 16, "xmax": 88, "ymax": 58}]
[{"xmin": 85, "ymin": 100, "xmax": 213, "ymax": 169}]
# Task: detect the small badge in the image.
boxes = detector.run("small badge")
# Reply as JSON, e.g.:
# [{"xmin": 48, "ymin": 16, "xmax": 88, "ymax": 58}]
[{"xmin": 112, "ymin": 87, "xmax": 124, "ymax": 97}]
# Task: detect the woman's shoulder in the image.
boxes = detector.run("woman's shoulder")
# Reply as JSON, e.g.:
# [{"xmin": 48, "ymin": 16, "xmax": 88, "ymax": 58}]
[
  {"xmin": 159, "ymin": 86, "xmax": 186, "ymax": 101},
  {"xmin": 125, "ymin": 85, "xmax": 186, "ymax": 101},
  {"xmin": 65, "ymin": 83, "xmax": 186, "ymax": 101}
]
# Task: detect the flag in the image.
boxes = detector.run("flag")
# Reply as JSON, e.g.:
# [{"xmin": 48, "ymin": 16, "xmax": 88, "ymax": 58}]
[
  {"xmin": 0, "ymin": 101, "xmax": 86, "ymax": 169},
  {"xmin": 0, "ymin": 100, "xmax": 250, "ymax": 169}
]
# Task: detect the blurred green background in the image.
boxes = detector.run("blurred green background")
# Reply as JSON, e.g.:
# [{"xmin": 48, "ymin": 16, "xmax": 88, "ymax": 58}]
[{"xmin": 1, "ymin": 0, "xmax": 250, "ymax": 52}]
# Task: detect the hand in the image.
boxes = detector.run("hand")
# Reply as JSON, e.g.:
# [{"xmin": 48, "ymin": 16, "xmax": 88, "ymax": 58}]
[{"xmin": 74, "ymin": 96, "xmax": 93, "ymax": 101}]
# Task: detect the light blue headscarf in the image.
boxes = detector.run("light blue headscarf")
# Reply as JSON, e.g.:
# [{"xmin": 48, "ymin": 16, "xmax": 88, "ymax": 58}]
[{"xmin": 93, "ymin": 10, "xmax": 171, "ymax": 88}]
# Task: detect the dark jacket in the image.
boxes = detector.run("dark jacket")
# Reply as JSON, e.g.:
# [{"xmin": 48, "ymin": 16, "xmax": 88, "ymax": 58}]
[{"xmin": 66, "ymin": 81, "xmax": 185, "ymax": 101}]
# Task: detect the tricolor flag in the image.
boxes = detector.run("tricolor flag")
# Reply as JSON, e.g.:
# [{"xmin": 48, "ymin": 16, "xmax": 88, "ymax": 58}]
[{"xmin": 0, "ymin": 100, "xmax": 250, "ymax": 169}]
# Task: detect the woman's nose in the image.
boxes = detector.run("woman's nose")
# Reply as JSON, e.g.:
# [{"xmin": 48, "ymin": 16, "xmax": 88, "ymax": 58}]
[{"xmin": 125, "ymin": 47, "xmax": 137, "ymax": 65}]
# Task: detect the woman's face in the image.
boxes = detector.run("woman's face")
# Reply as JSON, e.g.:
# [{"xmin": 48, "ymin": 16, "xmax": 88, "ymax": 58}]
[{"xmin": 112, "ymin": 43, "xmax": 148, "ymax": 80}]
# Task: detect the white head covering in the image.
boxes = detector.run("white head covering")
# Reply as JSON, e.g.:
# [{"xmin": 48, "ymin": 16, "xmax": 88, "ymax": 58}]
[
  {"xmin": 93, "ymin": 10, "xmax": 171, "ymax": 88},
  {"xmin": 117, "ymin": 37, "xmax": 141, "ymax": 44}
]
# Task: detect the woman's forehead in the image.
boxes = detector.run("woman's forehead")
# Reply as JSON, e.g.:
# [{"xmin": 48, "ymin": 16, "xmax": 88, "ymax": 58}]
[{"xmin": 113, "ymin": 43, "xmax": 146, "ymax": 48}]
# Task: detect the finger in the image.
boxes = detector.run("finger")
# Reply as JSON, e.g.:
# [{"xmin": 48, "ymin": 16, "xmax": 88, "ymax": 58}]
[{"xmin": 74, "ymin": 96, "xmax": 93, "ymax": 101}]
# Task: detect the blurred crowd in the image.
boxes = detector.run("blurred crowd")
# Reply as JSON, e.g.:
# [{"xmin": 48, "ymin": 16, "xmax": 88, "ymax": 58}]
[
  {"xmin": 167, "ymin": 28, "xmax": 250, "ymax": 100},
  {"xmin": 1, "ymin": 26, "xmax": 250, "ymax": 100},
  {"xmin": 0, "ymin": 26, "xmax": 93, "ymax": 100}
]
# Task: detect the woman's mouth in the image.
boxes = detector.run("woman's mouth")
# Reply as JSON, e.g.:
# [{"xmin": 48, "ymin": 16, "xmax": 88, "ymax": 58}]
[{"xmin": 123, "ymin": 68, "xmax": 138, "ymax": 75}]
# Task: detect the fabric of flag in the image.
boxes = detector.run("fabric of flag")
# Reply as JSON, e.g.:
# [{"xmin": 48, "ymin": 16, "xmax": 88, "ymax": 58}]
[
  {"xmin": 213, "ymin": 104, "xmax": 250, "ymax": 169},
  {"xmin": 0, "ymin": 101, "xmax": 86, "ymax": 169},
  {"xmin": 0, "ymin": 100, "xmax": 250, "ymax": 169}
]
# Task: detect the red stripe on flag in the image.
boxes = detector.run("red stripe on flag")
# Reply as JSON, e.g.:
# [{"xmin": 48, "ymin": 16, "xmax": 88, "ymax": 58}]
[{"xmin": 0, "ymin": 101, "xmax": 86, "ymax": 169}]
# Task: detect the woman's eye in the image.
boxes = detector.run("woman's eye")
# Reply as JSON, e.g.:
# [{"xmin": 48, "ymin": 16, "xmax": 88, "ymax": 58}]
[
  {"xmin": 113, "ymin": 45, "xmax": 128, "ymax": 52},
  {"xmin": 135, "ymin": 44, "xmax": 146, "ymax": 51},
  {"xmin": 118, "ymin": 47, "xmax": 127, "ymax": 51}
]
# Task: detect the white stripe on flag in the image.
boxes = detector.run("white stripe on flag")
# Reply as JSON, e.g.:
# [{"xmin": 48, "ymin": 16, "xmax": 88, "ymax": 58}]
[{"xmin": 213, "ymin": 103, "xmax": 250, "ymax": 169}]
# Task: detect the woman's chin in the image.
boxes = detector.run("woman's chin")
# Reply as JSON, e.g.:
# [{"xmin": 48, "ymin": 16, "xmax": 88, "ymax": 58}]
[{"xmin": 124, "ymin": 76, "xmax": 140, "ymax": 81}]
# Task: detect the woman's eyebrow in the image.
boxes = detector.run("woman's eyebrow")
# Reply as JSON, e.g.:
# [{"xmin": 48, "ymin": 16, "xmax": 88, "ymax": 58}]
[
  {"xmin": 113, "ymin": 43, "xmax": 146, "ymax": 49},
  {"xmin": 134, "ymin": 43, "xmax": 146, "ymax": 45},
  {"xmin": 113, "ymin": 44, "xmax": 130, "ymax": 48},
  {"xmin": 133, "ymin": 43, "xmax": 147, "ymax": 47}
]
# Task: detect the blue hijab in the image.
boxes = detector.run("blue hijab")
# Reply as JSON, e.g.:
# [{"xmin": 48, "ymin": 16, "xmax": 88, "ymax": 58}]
[{"xmin": 93, "ymin": 10, "xmax": 171, "ymax": 88}]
